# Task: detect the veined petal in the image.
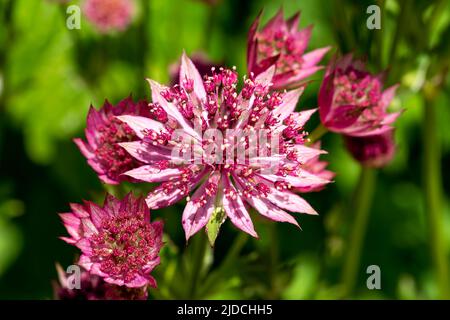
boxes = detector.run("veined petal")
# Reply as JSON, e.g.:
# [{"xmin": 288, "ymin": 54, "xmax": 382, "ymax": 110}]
[
  {"xmin": 180, "ymin": 52, "xmax": 207, "ymax": 101},
  {"xmin": 182, "ymin": 181, "xmax": 216, "ymax": 240},
  {"xmin": 223, "ymin": 175, "xmax": 258, "ymax": 238},
  {"xmin": 123, "ymin": 165, "xmax": 184, "ymax": 183},
  {"xmin": 116, "ymin": 115, "xmax": 165, "ymax": 139}
]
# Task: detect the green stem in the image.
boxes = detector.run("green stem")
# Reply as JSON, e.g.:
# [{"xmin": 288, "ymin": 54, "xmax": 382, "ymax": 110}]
[
  {"xmin": 268, "ymin": 223, "xmax": 280, "ymax": 299},
  {"xmin": 340, "ymin": 167, "xmax": 377, "ymax": 299},
  {"xmin": 198, "ymin": 232, "xmax": 248, "ymax": 297},
  {"xmin": 187, "ymin": 233, "xmax": 208, "ymax": 299},
  {"xmin": 307, "ymin": 123, "xmax": 328, "ymax": 145},
  {"xmin": 423, "ymin": 94, "xmax": 450, "ymax": 299}
]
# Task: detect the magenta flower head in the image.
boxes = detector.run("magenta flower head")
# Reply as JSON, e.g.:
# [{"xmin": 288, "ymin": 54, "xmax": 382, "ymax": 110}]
[
  {"xmin": 74, "ymin": 97, "xmax": 150, "ymax": 185},
  {"xmin": 59, "ymin": 193, "xmax": 163, "ymax": 288},
  {"xmin": 117, "ymin": 53, "xmax": 331, "ymax": 241},
  {"xmin": 53, "ymin": 264, "xmax": 148, "ymax": 300},
  {"xmin": 247, "ymin": 9, "xmax": 330, "ymax": 90},
  {"xmin": 319, "ymin": 54, "xmax": 401, "ymax": 137},
  {"xmin": 83, "ymin": 0, "xmax": 134, "ymax": 33},
  {"xmin": 344, "ymin": 130, "xmax": 396, "ymax": 168}
]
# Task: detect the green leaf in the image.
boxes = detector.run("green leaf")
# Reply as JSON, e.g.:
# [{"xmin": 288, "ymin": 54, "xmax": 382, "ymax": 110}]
[{"xmin": 206, "ymin": 207, "xmax": 226, "ymax": 247}]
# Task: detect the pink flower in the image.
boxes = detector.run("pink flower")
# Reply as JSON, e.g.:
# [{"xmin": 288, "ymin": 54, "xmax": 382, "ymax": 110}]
[
  {"xmin": 319, "ymin": 54, "xmax": 401, "ymax": 137},
  {"xmin": 74, "ymin": 97, "xmax": 150, "ymax": 185},
  {"xmin": 247, "ymin": 9, "xmax": 330, "ymax": 90},
  {"xmin": 117, "ymin": 53, "xmax": 331, "ymax": 240},
  {"xmin": 83, "ymin": 0, "xmax": 134, "ymax": 33},
  {"xmin": 53, "ymin": 263, "xmax": 148, "ymax": 300},
  {"xmin": 59, "ymin": 193, "xmax": 163, "ymax": 288},
  {"xmin": 344, "ymin": 130, "xmax": 396, "ymax": 168}
]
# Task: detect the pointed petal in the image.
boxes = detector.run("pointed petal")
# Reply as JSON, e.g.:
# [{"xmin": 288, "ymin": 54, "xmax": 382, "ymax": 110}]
[
  {"xmin": 182, "ymin": 182, "xmax": 216, "ymax": 240},
  {"xmin": 123, "ymin": 165, "xmax": 183, "ymax": 183},
  {"xmin": 117, "ymin": 115, "xmax": 165, "ymax": 139},
  {"xmin": 272, "ymin": 87, "xmax": 304, "ymax": 120},
  {"xmin": 302, "ymin": 47, "xmax": 331, "ymax": 68},
  {"xmin": 180, "ymin": 52, "xmax": 207, "ymax": 101},
  {"xmin": 223, "ymin": 176, "xmax": 257, "ymax": 237}
]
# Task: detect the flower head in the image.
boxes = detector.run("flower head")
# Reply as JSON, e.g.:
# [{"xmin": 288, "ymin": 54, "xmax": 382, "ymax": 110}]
[
  {"xmin": 74, "ymin": 97, "xmax": 150, "ymax": 184},
  {"xmin": 117, "ymin": 53, "xmax": 331, "ymax": 241},
  {"xmin": 53, "ymin": 264, "xmax": 148, "ymax": 300},
  {"xmin": 59, "ymin": 193, "xmax": 163, "ymax": 288},
  {"xmin": 319, "ymin": 54, "xmax": 401, "ymax": 137},
  {"xmin": 83, "ymin": 0, "xmax": 134, "ymax": 33},
  {"xmin": 344, "ymin": 130, "xmax": 396, "ymax": 168},
  {"xmin": 247, "ymin": 9, "xmax": 330, "ymax": 90}
]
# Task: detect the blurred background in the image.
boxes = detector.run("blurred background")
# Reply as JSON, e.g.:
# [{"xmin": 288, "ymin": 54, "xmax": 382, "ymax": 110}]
[{"xmin": 0, "ymin": 0, "xmax": 449, "ymax": 299}]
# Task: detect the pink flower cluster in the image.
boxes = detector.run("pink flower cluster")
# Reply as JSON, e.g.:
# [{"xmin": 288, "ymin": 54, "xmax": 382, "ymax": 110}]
[
  {"xmin": 58, "ymin": 8, "xmax": 401, "ymax": 299},
  {"xmin": 318, "ymin": 54, "xmax": 401, "ymax": 167},
  {"xmin": 83, "ymin": 0, "xmax": 135, "ymax": 33}
]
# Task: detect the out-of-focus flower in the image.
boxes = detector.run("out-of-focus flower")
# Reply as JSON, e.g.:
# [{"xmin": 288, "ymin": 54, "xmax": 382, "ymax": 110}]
[
  {"xmin": 59, "ymin": 193, "xmax": 163, "ymax": 288},
  {"xmin": 83, "ymin": 0, "xmax": 135, "ymax": 33},
  {"xmin": 169, "ymin": 52, "xmax": 221, "ymax": 86},
  {"xmin": 344, "ymin": 130, "xmax": 396, "ymax": 168},
  {"xmin": 297, "ymin": 142, "xmax": 335, "ymax": 192},
  {"xmin": 117, "ymin": 53, "xmax": 331, "ymax": 240},
  {"xmin": 247, "ymin": 9, "xmax": 330, "ymax": 90},
  {"xmin": 319, "ymin": 54, "xmax": 401, "ymax": 137},
  {"xmin": 74, "ymin": 97, "xmax": 150, "ymax": 185},
  {"xmin": 53, "ymin": 263, "xmax": 148, "ymax": 300}
]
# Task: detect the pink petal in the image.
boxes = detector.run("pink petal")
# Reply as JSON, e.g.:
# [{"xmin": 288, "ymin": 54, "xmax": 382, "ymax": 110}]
[
  {"xmin": 272, "ymin": 87, "xmax": 304, "ymax": 120},
  {"xmin": 180, "ymin": 52, "xmax": 207, "ymax": 101},
  {"xmin": 247, "ymin": 196, "xmax": 300, "ymax": 227},
  {"xmin": 266, "ymin": 189, "xmax": 317, "ymax": 215},
  {"xmin": 123, "ymin": 165, "xmax": 183, "ymax": 183},
  {"xmin": 73, "ymin": 138, "xmax": 94, "ymax": 159},
  {"xmin": 116, "ymin": 115, "xmax": 165, "ymax": 139},
  {"xmin": 147, "ymin": 79, "xmax": 201, "ymax": 140},
  {"xmin": 222, "ymin": 175, "xmax": 257, "ymax": 237},
  {"xmin": 59, "ymin": 213, "xmax": 81, "ymax": 240},
  {"xmin": 380, "ymin": 85, "xmax": 399, "ymax": 110},
  {"xmin": 302, "ymin": 47, "xmax": 331, "ymax": 69},
  {"xmin": 292, "ymin": 144, "xmax": 327, "ymax": 164},
  {"xmin": 119, "ymin": 141, "xmax": 175, "ymax": 164},
  {"xmin": 182, "ymin": 181, "xmax": 216, "ymax": 240}
]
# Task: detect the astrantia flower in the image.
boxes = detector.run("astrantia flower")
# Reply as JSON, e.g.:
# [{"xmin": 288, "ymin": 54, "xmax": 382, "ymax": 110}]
[
  {"xmin": 318, "ymin": 54, "xmax": 401, "ymax": 137},
  {"xmin": 59, "ymin": 193, "xmax": 163, "ymax": 288},
  {"xmin": 83, "ymin": 0, "xmax": 134, "ymax": 33},
  {"xmin": 74, "ymin": 97, "xmax": 150, "ymax": 184},
  {"xmin": 344, "ymin": 130, "xmax": 396, "ymax": 168},
  {"xmin": 117, "ymin": 53, "xmax": 331, "ymax": 240},
  {"xmin": 53, "ymin": 264, "xmax": 148, "ymax": 300},
  {"xmin": 247, "ymin": 9, "xmax": 330, "ymax": 90}
]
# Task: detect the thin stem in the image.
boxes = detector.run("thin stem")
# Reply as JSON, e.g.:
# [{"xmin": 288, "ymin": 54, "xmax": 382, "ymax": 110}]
[
  {"xmin": 423, "ymin": 93, "xmax": 450, "ymax": 299},
  {"xmin": 340, "ymin": 167, "xmax": 377, "ymax": 299},
  {"xmin": 268, "ymin": 223, "xmax": 280, "ymax": 299},
  {"xmin": 187, "ymin": 232, "xmax": 208, "ymax": 299},
  {"xmin": 198, "ymin": 232, "xmax": 248, "ymax": 297},
  {"xmin": 307, "ymin": 123, "xmax": 328, "ymax": 145}
]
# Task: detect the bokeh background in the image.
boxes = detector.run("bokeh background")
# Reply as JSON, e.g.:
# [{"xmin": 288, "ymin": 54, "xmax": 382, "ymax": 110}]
[{"xmin": 0, "ymin": 0, "xmax": 449, "ymax": 299}]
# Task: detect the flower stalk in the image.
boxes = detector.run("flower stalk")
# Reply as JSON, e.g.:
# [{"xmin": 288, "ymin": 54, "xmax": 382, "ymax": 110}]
[
  {"xmin": 423, "ymin": 90, "xmax": 450, "ymax": 299},
  {"xmin": 340, "ymin": 167, "xmax": 376, "ymax": 298}
]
